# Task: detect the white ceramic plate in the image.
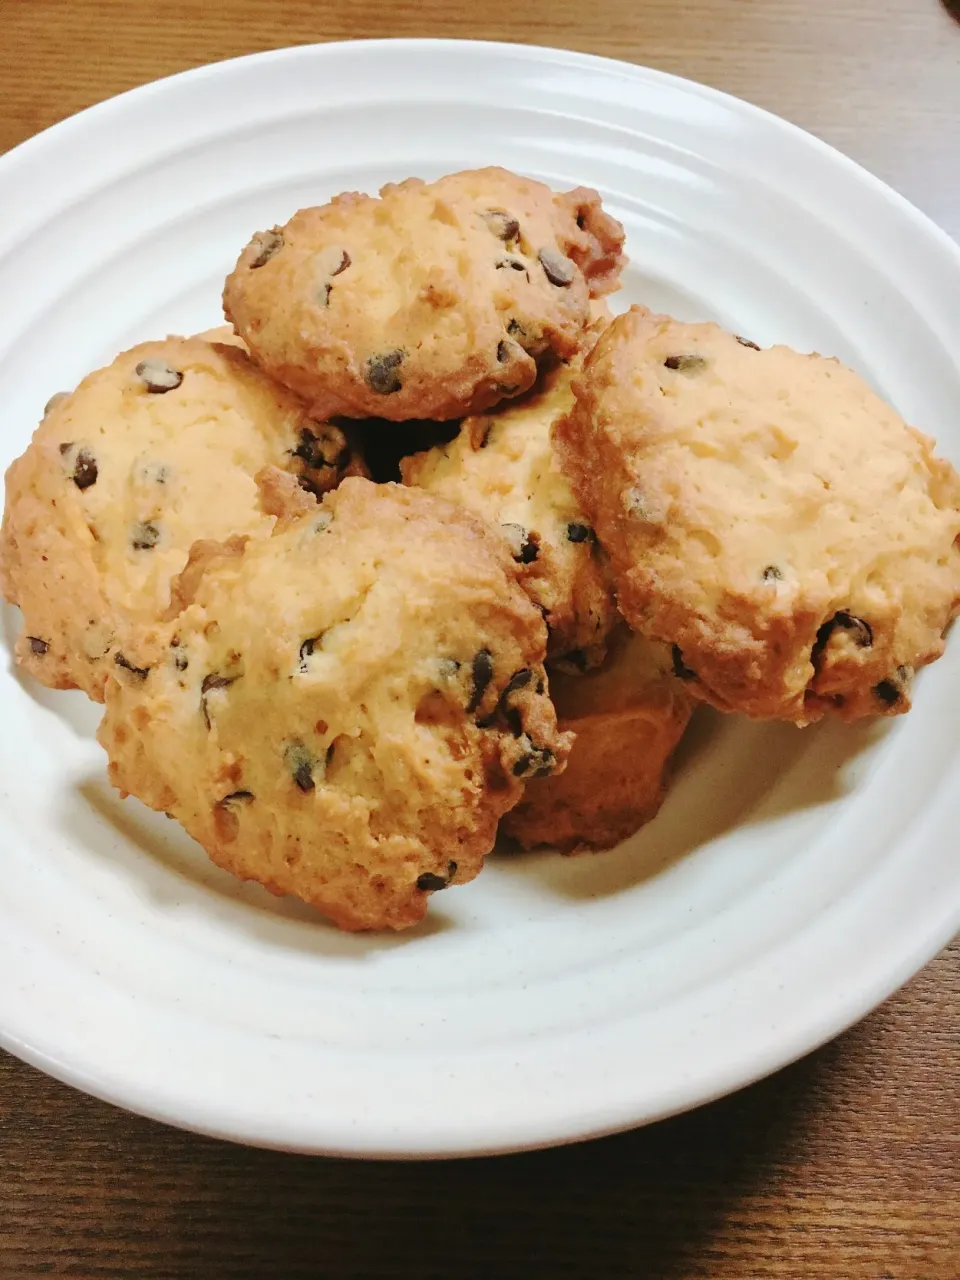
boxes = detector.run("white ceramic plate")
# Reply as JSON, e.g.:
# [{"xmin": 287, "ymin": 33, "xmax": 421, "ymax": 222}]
[{"xmin": 1, "ymin": 39, "xmax": 958, "ymax": 1158}]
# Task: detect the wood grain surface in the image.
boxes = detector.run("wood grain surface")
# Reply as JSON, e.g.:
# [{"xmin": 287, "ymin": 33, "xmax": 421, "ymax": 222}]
[{"xmin": 1, "ymin": 1, "xmax": 959, "ymax": 1277}]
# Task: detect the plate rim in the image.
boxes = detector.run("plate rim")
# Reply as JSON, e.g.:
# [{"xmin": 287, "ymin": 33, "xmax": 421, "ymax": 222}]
[
  {"xmin": 4, "ymin": 36, "xmax": 959, "ymax": 272},
  {"xmin": 1, "ymin": 36, "xmax": 958, "ymax": 1158}
]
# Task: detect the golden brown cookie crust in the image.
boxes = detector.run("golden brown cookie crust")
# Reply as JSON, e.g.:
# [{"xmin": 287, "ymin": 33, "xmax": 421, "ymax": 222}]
[
  {"xmin": 502, "ymin": 627, "xmax": 693, "ymax": 852},
  {"xmin": 401, "ymin": 332, "xmax": 618, "ymax": 666},
  {"xmin": 223, "ymin": 167, "xmax": 626, "ymax": 422},
  {"xmin": 0, "ymin": 335, "xmax": 362, "ymax": 701},
  {"xmin": 554, "ymin": 306, "xmax": 960, "ymax": 723},
  {"xmin": 98, "ymin": 479, "xmax": 572, "ymax": 931}
]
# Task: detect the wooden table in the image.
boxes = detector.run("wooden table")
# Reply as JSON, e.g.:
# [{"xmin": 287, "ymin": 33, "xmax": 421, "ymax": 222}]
[{"xmin": 1, "ymin": 2, "xmax": 958, "ymax": 1276}]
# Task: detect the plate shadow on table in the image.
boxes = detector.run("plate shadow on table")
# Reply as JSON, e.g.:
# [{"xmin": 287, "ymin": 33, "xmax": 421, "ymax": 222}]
[{"xmin": 0, "ymin": 1019, "xmax": 874, "ymax": 1280}]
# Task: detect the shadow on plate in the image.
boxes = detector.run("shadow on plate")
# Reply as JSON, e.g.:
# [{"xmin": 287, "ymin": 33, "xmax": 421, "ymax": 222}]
[
  {"xmin": 494, "ymin": 705, "xmax": 886, "ymax": 903},
  {"xmin": 70, "ymin": 776, "xmax": 454, "ymax": 958},
  {"xmin": 48, "ymin": 621, "xmax": 885, "ymax": 945}
]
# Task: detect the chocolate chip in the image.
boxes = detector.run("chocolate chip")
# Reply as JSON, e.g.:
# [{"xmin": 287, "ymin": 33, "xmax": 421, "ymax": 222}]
[
  {"xmin": 566, "ymin": 522, "xmax": 593, "ymax": 544},
  {"xmin": 28, "ymin": 637, "xmax": 49, "ymax": 656},
  {"xmin": 217, "ymin": 790, "xmax": 254, "ymax": 809},
  {"xmin": 248, "ymin": 228, "xmax": 284, "ymax": 268},
  {"xmin": 170, "ymin": 638, "xmax": 189, "ymax": 671},
  {"xmin": 762, "ymin": 565, "xmax": 783, "ymax": 581},
  {"xmin": 484, "ymin": 211, "xmax": 520, "ymax": 242},
  {"xmin": 512, "ymin": 740, "xmax": 556, "ymax": 779},
  {"xmin": 417, "ymin": 859, "xmax": 458, "ymax": 892},
  {"xmin": 664, "ymin": 354, "xmax": 707, "ymax": 372},
  {"xmin": 317, "ymin": 245, "xmax": 350, "ymax": 277},
  {"xmin": 501, "ymin": 668, "xmax": 534, "ymax": 699},
  {"xmin": 671, "ymin": 646, "xmax": 698, "ymax": 681},
  {"xmin": 498, "ymin": 668, "xmax": 534, "ymax": 736},
  {"xmin": 832, "ymin": 611, "xmax": 873, "ymax": 648},
  {"xmin": 365, "ymin": 350, "xmax": 404, "ymax": 395},
  {"xmin": 736, "ymin": 336, "xmax": 761, "ymax": 350},
  {"xmin": 874, "ymin": 679, "xmax": 900, "ymax": 705},
  {"xmin": 496, "ymin": 258, "xmax": 528, "ymax": 276},
  {"xmin": 131, "ymin": 522, "xmax": 160, "ymax": 550},
  {"xmin": 136, "ymin": 359, "xmax": 183, "ymax": 393},
  {"xmin": 284, "ymin": 741, "xmax": 316, "ymax": 792},
  {"xmin": 294, "ymin": 425, "xmax": 348, "ymax": 471},
  {"xmin": 314, "ymin": 245, "xmax": 351, "ymax": 305},
  {"xmin": 813, "ymin": 612, "xmax": 874, "ymax": 669},
  {"xmin": 201, "ymin": 673, "xmax": 235, "ymax": 693},
  {"xmin": 299, "ymin": 636, "xmax": 320, "ymax": 669},
  {"xmin": 200, "ymin": 673, "xmax": 236, "ymax": 728},
  {"xmin": 538, "ymin": 248, "xmax": 576, "ymax": 287},
  {"xmin": 59, "ymin": 441, "xmax": 73, "ymax": 455},
  {"xmin": 72, "ymin": 448, "xmax": 98, "ymax": 490},
  {"xmin": 114, "ymin": 652, "xmax": 149, "ymax": 680},
  {"xmin": 507, "ymin": 318, "xmax": 526, "ymax": 338},
  {"xmin": 874, "ymin": 665, "xmax": 911, "ymax": 706},
  {"xmin": 44, "ymin": 392, "xmax": 69, "ymax": 417},
  {"xmin": 416, "ymin": 872, "xmax": 448, "ymax": 892},
  {"xmin": 467, "ymin": 648, "xmax": 494, "ymax": 714},
  {"xmin": 501, "ymin": 523, "xmax": 539, "ymax": 564}
]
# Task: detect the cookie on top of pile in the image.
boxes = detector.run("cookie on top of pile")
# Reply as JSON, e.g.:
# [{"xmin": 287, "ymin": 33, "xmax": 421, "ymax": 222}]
[
  {"xmin": 3, "ymin": 166, "xmax": 959, "ymax": 930},
  {"xmin": 223, "ymin": 167, "xmax": 625, "ymax": 422}
]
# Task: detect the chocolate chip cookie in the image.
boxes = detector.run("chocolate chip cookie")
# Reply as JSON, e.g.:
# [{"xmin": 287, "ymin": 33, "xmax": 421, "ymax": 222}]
[
  {"xmin": 503, "ymin": 626, "xmax": 693, "ymax": 851},
  {"xmin": 0, "ymin": 334, "xmax": 364, "ymax": 700},
  {"xmin": 554, "ymin": 306, "xmax": 960, "ymax": 722},
  {"xmin": 401, "ymin": 317, "xmax": 618, "ymax": 666},
  {"xmin": 98, "ymin": 478, "xmax": 572, "ymax": 931},
  {"xmin": 223, "ymin": 167, "xmax": 626, "ymax": 422}
]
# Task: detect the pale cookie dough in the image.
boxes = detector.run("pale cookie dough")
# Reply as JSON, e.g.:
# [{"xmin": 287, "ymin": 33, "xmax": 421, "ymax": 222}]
[
  {"xmin": 98, "ymin": 478, "xmax": 572, "ymax": 932},
  {"xmin": 0, "ymin": 334, "xmax": 364, "ymax": 700},
  {"xmin": 503, "ymin": 627, "xmax": 693, "ymax": 851},
  {"xmin": 554, "ymin": 306, "xmax": 960, "ymax": 722},
  {"xmin": 401, "ymin": 325, "xmax": 618, "ymax": 666},
  {"xmin": 223, "ymin": 166, "xmax": 626, "ymax": 422}
]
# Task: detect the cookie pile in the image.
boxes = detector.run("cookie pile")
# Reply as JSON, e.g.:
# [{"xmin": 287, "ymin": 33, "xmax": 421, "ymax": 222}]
[{"xmin": 3, "ymin": 166, "xmax": 959, "ymax": 931}]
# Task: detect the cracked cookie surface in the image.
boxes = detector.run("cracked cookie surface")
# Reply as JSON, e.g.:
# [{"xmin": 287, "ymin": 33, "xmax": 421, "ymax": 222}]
[
  {"xmin": 223, "ymin": 166, "xmax": 626, "ymax": 422},
  {"xmin": 401, "ymin": 317, "xmax": 618, "ymax": 666},
  {"xmin": 554, "ymin": 306, "xmax": 960, "ymax": 722},
  {"xmin": 0, "ymin": 334, "xmax": 363, "ymax": 700},
  {"xmin": 98, "ymin": 478, "xmax": 571, "ymax": 931}
]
